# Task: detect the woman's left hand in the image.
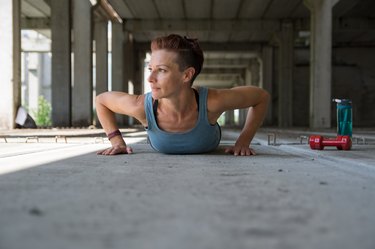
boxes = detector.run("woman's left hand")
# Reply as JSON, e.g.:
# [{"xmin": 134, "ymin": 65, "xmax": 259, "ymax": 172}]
[{"xmin": 97, "ymin": 145, "xmax": 133, "ymax": 155}]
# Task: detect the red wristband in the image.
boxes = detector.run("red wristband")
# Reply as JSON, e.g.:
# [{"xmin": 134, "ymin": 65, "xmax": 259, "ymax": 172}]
[{"xmin": 107, "ymin": 129, "xmax": 122, "ymax": 140}]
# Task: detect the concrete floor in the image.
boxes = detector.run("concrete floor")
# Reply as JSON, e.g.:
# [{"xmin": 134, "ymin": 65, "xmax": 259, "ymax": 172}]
[{"xmin": 0, "ymin": 127, "xmax": 375, "ymax": 249}]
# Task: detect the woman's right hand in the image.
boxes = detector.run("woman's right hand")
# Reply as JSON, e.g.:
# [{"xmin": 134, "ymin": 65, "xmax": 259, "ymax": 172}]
[{"xmin": 97, "ymin": 144, "xmax": 133, "ymax": 155}]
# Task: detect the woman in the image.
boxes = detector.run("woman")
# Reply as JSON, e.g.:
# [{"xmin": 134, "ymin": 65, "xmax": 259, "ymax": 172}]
[{"xmin": 96, "ymin": 34, "xmax": 269, "ymax": 156}]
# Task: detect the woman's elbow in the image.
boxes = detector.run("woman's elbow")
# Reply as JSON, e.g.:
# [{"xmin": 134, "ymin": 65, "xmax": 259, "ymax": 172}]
[
  {"xmin": 95, "ymin": 92, "xmax": 108, "ymax": 107},
  {"xmin": 95, "ymin": 92, "xmax": 109, "ymax": 107},
  {"xmin": 260, "ymin": 89, "xmax": 270, "ymax": 105}
]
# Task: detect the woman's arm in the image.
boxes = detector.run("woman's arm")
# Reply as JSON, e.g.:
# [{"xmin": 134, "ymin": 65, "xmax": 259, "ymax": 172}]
[
  {"xmin": 95, "ymin": 91, "xmax": 146, "ymax": 155},
  {"xmin": 208, "ymin": 86, "xmax": 270, "ymax": 156}
]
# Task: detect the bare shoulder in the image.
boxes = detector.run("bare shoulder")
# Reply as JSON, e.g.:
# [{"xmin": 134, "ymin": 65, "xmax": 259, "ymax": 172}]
[
  {"xmin": 96, "ymin": 91, "xmax": 147, "ymax": 124},
  {"xmin": 206, "ymin": 87, "xmax": 240, "ymax": 113},
  {"xmin": 207, "ymin": 86, "xmax": 269, "ymax": 113},
  {"xmin": 206, "ymin": 88, "xmax": 222, "ymax": 113}
]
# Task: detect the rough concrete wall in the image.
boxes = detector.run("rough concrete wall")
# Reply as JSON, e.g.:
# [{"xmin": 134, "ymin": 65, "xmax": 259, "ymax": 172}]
[
  {"xmin": 292, "ymin": 47, "xmax": 375, "ymax": 127},
  {"xmin": 332, "ymin": 47, "xmax": 375, "ymax": 127},
  {"xmin": 293, "ymin": 65, "xmax": 309, "ymax": 127},
  {"xmin": 293, "ymin": 48, "xmax": 310, "ymax": 127},
  {"xmin": 272, "ymin": 48, "xmax": 279, "ymax": 126}
]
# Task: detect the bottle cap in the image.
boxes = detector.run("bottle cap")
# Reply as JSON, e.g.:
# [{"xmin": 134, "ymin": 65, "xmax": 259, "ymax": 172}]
[{"xmin": 332, "ymin": 99, "xmax": 352, "ymax": 105}]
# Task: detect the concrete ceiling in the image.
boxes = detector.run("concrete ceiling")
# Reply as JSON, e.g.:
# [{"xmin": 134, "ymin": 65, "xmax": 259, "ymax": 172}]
[
  {"xmin": 20, "ymin": 0, "xmax": 375, "ymax": 44},
  {"xmin": 20, "ymin": 0, "xmax": 375, "ymax": 88},
  {"xmin": 107, "ymin": 0, "xmax": 375, "ymax": 44}
]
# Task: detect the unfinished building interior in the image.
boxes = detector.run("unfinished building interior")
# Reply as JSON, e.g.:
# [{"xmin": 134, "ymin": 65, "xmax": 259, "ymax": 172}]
[{"xmin": 0, "ymin": 1, "xmax": 375, "ymax": 249}]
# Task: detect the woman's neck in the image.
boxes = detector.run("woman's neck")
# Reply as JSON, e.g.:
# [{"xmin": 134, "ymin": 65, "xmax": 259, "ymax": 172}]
[{"xmin": 158, "ymin": 88, "xmax": 197, "ymax": 116}]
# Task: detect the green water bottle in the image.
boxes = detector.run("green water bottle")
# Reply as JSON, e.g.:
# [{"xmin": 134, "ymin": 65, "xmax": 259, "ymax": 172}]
[{"xmin": 333, "ymin": 99, "xmax": 352, "ymax": 137}]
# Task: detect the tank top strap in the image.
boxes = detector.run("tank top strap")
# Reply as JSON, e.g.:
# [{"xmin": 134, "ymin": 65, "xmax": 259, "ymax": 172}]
[
  {"xmin": 197, "ymin": 87, "xmax": 208, "ymax": 121},
  {"xmin": 144, "ymin": 92, "xmax": 154, "ymax": 130}
]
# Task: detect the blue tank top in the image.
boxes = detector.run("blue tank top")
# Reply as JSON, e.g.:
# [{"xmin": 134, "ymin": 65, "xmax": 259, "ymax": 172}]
[{"xmin": 144, "ymin": 87, "xmax": 221, "ymax": 154}]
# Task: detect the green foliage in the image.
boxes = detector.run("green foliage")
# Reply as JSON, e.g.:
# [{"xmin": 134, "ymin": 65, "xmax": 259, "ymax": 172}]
[
  {"xmin": 217, "ymin": 113, "xmax": 225, "ymax": 126},
  {"xmin": 33, "ymin": 96, "xmax": 52, "ymax": 127}
]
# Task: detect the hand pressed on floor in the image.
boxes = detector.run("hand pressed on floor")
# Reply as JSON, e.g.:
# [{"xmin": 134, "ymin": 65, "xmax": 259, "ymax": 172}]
[
  {"xmin": 97, "ymin": 145, "xmax": 133, "ymax": 155},
  {"xmin": 224, "ymin": 146, "xmax": 256, "ymax": 156}
]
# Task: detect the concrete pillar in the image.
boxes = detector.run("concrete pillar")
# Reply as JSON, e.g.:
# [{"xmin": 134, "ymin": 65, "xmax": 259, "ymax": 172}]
[
  {"xmin": 111, "ymin": 23, "xmax": 125, "ymax": 92},
  {"xmin": 238, "ymin": 68, "xmax": 252, "ymax": 126},
  {"xmin": 261, "ymin": 46, "xmax": 274, "ymax": 125},
  {"xmin": 29, "ymin": 54, "xmax": 40, "ymax": 112},
  {"xmin": 304, "ymin": 0, "xmax": 340, "ymax": 129},
  {"xmin": 225, "ymin": 110, "xmax": 235, "ymax": 126},
  {"xmin": 0, "ymin": 0, "xmax": 21, "ymax": 129},
  {"xmin": 245, "ymin": 67, "xmax": 252, "ymax": 86},
  {"xmin": 94, "ymin": 20, "xmax": 108, "ymax": 127},
  {"xmin": 111, "ymin": 23, "xmax": 128, "ymax": 126},
  {"xmin": 39, "ymin": 53, "xmax": 52, "ymax": 102},
  {"xmin": 276, "ymin": 21, "xmax": 294, "ymax": 127},
  {"xmin": 133, "ymin": 50, "xmax": 145, "ymax": 95},
  {"xmin": 94, "ymin": 20, "xmax": 108, "ymax": 95},
  {"xmin": 22, "ymin": 53, "xmax": 29, "ymax": 106},
  {"xmin": 249, "ymin": 58, "xmax": 260, "ymax": 87},
  {"xmin": 51, "ymin": 0, "xmax": 71, "ymax": 127},
  {"xmin": 72, "ymin": 0, "xmax": 93, "ymax": 127},
  {"xmin": 124, "ymin": 33, "xmax": 134, "ymax": 92}
]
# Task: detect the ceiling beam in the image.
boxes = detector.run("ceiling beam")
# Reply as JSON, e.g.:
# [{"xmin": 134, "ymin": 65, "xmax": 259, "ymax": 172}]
[
  {"xmin": 201, "ymin": 68, "xmax": 245, "ymax": 75},
  {"xmin": 20, "ymin": 17, "xmax": 374, "ymax": 33},
  {"xmin": 124, "ymin": 19, "xmax": 281, "ymax": 32},
  {"xmin": 198, "ymin": 73, "xmax": 243, "ymax": 80},
  {"xmin": 21, "ymin": 17, "xmax": 50, "ymax": 29},
  {"xmin": 107, "ymin": 0, "xmax": 134, "ymax": 18},
  {"xmin": 135, "ymin": 41, "xmax": 263, "ymax": 52},
  {"xmin": 22, "ymin": 0, "xmax": 50, "ymax": 17},
  {"xmin": 195, "ymin": 79, "xmax": 236, "ymax": 88},
  {"xmin": 93, "ymin": 0, "xmax": 123, "ymax": 23},
  {"xmin": 203, "ymin": 58, "xmax": 255, "ymax": 68}
]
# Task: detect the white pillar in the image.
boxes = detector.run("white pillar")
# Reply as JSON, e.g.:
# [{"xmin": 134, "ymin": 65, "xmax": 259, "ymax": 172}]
[
  {"xmin": 51, "ymin": 0, "xmax": 71, "ymax": 127},
  {"xmin": 276, "ymin": 21, "xmax": 294, "ymax": 127},
  {"xmin": 304, "ymin": 0, "xmax": 340, "ymax": 129},
  {"xmin": 72, "ymin": 0, "xmax": 93, "ymax": 126},
  {"xmin": 0, "ymin": 0, "xmax": 21, "ymax": 129}
]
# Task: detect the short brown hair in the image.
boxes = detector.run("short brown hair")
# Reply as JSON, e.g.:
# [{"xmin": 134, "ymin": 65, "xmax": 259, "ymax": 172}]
[{"xmin": 151, "ymin": 34, "xmax": 204, "ymax": 85}]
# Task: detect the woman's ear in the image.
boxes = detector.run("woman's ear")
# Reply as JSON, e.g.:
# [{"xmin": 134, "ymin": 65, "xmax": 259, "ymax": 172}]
[{"xmin": 183, "ymin": 67, "xmax": 195, "ymax": 84}]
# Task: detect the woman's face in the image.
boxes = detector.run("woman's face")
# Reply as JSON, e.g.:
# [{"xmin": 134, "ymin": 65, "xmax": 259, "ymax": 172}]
[{"xmin": 147, "ymin": 49, "xmax": 186, "ymax": 99}]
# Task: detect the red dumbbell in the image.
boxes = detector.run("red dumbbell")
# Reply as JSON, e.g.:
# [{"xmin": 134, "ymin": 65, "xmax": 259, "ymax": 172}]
[{"xmin": 309, "ymin": 135, "xmax": 352, "ymax": 150}]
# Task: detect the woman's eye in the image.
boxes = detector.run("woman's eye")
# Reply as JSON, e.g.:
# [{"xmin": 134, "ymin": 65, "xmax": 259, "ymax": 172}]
[{"xmin": 159, "ymin": 68, "xmax": 166, "ymax": 73}]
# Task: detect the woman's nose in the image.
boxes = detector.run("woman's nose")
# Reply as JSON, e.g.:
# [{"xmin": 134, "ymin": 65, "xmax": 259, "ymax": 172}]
[{"xmin": 147, "ymin": 70, "xmax": 155, "ymax": 83}]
